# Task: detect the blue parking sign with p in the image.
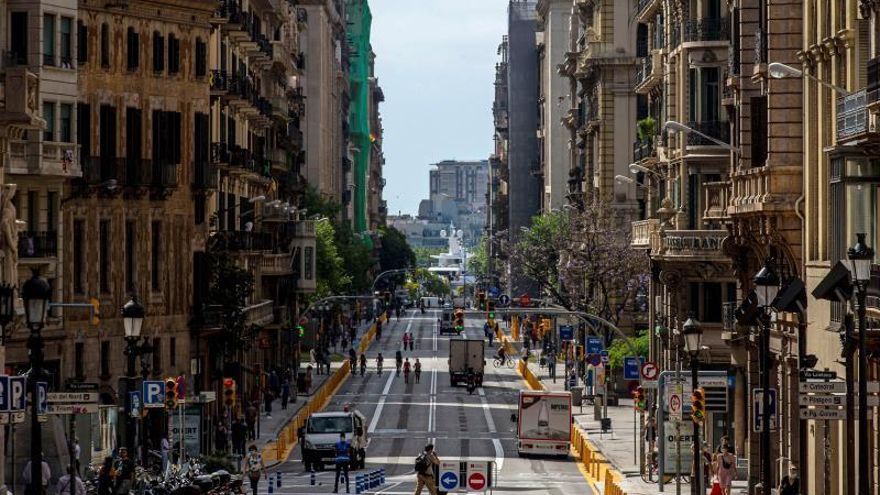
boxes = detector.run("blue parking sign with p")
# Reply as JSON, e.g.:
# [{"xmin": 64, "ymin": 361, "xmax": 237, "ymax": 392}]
[
  {"xmin": 143, "ymin": 380, "xmax": 165, "ymax": 408},
  {"xmin": 9, "ymin": 377, "xmax": 26, "ymax": 411},
  {"xmin": 0, "ymin": 376, "xmax": 9, "ymax": 411}
]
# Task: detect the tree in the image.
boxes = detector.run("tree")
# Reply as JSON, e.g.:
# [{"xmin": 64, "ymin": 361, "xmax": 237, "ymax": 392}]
[
  {"xmin": 378, "ymin": 226, "xmax": 415, "ymax": 272},
  {"xmin": 315, "ymin": 219, "xmax": 351, "ymax": 297},
  {"xmin": 206, "ymin": 251, "xmax": 255, "ymax": 354},
  {"xmin": 414, "ymin": 247, "xmax": 445, "ymax": 267},
  {"xmin": 509, "ymin": 212, "xmax": 571, "ymax": 307},
  {"xmin": 301, "ymin": 185, "xmax": 341, "ymax": 219},
  {"xmin": 467, "ymin": 234, "xmax": 489, "ymax": 278},
  {"xmin": 607, "ymin": 330, "xmax": 650, "ymax": 369}
]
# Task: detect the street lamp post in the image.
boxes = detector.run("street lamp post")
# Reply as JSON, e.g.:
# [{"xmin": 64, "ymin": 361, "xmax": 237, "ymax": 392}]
[
  {"xmin": 753, "ymin": 260, "xmax": 780, "ymax": 495},
  {"xmin": 122, "ymin": 296, "xmax": 145, "ymax": 456},
  {"xmin": 22, "ymin": 269, "xmax": 51, "ymax": 495},
  {"xmin": 847, "ymin": 232, "xmax": 873, "ymax": 495},
  {"xmin": 682, "ymin": 316, "xmax": 703, "ymax": 495}
]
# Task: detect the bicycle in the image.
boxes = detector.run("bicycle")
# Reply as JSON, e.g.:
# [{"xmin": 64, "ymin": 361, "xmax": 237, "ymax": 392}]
[{"xmin": 493, "ymin": 357, "xmax": 516, "ymax": 369}]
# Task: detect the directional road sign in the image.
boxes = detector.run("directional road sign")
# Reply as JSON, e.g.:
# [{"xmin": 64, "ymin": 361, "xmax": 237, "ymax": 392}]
[
  {"xmin": 799, "ymin": 395, "xmax": 846, "ymax": 407},
  {"xmin": 753, "ymin": 388, "xmax": 777, "ymax": 432},
  {"xmin": 48, "ymin": 392, "xmax": 98, "ymax": 403},
  {"xmin": 559, "ymin": 325, "xmax": 573, "ymax": 341},
  {"xmin": 439, "ymin": 461, "xmax": 460, "ymax": 491},
  {"xmin": 498, "ymin": 294, "xmax": 511, "ymax": 308},
  {"xmin": 48, "ymin": 404, "xmax": 99, "ymax": 415},
  {"xmin": 587, "ymin": 337, "xmax": 603, "ymax": 355},
  {"xmin": 800, "ymin": 408, "xmax": 846, "ymax": 420},
  {"xmin": 624, "ymin": 357, "xmax": 642, "ymax": 381},
  {"xmin": 799, "ymin": 381, "xmax": 846, "ymax": 394},
  {"xmin": 641, "ymin": 361, "xmax": 659, "ymax": 381},
  {"xmin": 800, "ymin": 370, "xmax": 837, "ymax": 381},
  {"xmin": 466, "ymin": 461, "xmax": 490, "ymax": 491}
]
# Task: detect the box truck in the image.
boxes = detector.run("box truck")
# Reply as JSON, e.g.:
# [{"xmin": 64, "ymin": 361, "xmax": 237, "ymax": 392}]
[
  {"xmin": 515, "ymin": 390, "xmax": 571, "ymax": 457},
  {"xmin": 448, "ymin": 338, "xmax": 485, "ymax": 386}
]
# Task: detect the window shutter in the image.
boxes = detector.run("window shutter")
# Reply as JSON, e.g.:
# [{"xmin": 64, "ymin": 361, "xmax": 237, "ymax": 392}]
[
  {"xmin": 77, "ymin": 21, "xmax": 88, "ymax": 64},
  {"xmin": 153, "ymin": 33, "xmax": 164, "ymax": 72}
]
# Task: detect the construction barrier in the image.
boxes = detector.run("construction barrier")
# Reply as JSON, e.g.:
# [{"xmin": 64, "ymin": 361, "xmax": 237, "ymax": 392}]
[
  {"xmin": 262, "ymin": 319, "xmax": 382, "ymax": 463},
  {"xmin": 569, "ymin": 399, "xmax": 628, "ymax": 495}
]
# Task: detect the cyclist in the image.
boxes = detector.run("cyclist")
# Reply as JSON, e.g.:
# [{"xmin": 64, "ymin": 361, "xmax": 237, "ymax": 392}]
[
  {"xmin": 495, "ymin": 346, "xmax": 507, "ymax": 366},
  {"xmin": 414, "ymin": 359, "xmax": 422, "ymax": 384},
  {"xmin": 403, "ymin": 358, "xmax": 412, "ymax": 384},
  {"xmin": 395, "ymin": 349, "xmax": 403, "ymax": 376},
  {"xmin": 376, "ymin": 353, "xmax": 384, "ymax": 374},
  {"xmin": 359, "ymin": 354, "xmax": 367, "ymax": 376}
]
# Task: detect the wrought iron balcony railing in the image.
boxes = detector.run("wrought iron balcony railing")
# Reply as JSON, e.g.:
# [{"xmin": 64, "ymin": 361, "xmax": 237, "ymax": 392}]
[
  {"xmin": 685, "ymin": 120, "xmax": 731, "ymax": 146},
  {"xmin": 684, "ymin": 17, "xmax": 729, "ymax": 42}
]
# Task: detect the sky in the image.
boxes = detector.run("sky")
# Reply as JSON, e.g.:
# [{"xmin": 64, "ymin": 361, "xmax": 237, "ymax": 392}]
[{"xmin": 370, "ymin": 0, "xmax": 509, "ymax": 216}]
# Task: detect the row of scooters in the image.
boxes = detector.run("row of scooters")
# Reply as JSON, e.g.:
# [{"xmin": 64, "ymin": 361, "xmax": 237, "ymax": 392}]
[{"xmin": 82, "ymin": 459, "xmax": 246, "ymax": 495}]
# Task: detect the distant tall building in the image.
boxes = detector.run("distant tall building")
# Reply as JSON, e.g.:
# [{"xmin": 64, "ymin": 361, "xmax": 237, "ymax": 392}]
[
  {"xmin": 422, "ymin": 160, "xmax": 487, "ymax": 248},
  {"xmin": 506, "ymin": 0, "xmax": 541, "ymax": 294}
]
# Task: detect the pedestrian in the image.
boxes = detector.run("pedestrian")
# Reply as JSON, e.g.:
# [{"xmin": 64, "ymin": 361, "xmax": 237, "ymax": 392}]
[
  {"xmin": 353, "ymin": 426, "xmax": 366, "ymax": 469},
  {"xmin": 349, "ymin": 324, "xmax": 356, "ymax": 345},
  {"xmin": 376, "ymin": 318, "xmax": 383, "ymax": 340},
  {"xmin": 231, "ymin": 419, "xmax": 246, "ymax": 456},
  {"xmin": 777, "ymin": 465, "xmax": 799, "ymax": 495},
  {"xmin": 401, "ymin": 332, "xmax": 409, "ymax": 351},
  {"xmin": 403, "ymin": 358, "xmax": 412, "ymax": 384},
  {"xmin": 22, "ymin": 453, "xmax": 51, "ymax": 495},
  {"xmin": 547, "ymin": 351, "xmax": 556, "ymax": 381},
  {"xmin": 264, "ymin": 389, "xmax": 273, "ymax": 418},
  {"xmin": 58, "ymin": 468, "xmax": 86, "ymax": 495},
  {"xmin": 245, "ymin": 402, "xmax": 258, "ymax": 440},
  {"xmin": 244, "ymin": 444, "xmax": 266, "ymax": 495},
  {"xmin": 281, "ymin": 379, "xmax": 291, "ymax": 410},
  {"xmin": 333, "ymin": 433, "xmax": 351, "ymax": 493},
  {"xmin": 73, "ymin": 437, "xmax": 81, "ymax": 475},
  {"xmin": 395, "ymin": 349, "xmax": 403, "ymax": 375},
  {"xmin": 112, "ymin": 447, "xmax": 134, "ymax": 495},
  {"xmin": 160, "ymin": 434, "xmax": 171, "ymax": 473},
  {"xmin": 315, "ymin": 348, "xmax": 324, "ymax": 375},
  {"xmin": 96, "ymin": 458, "xmax": 114, "ymax": 495},
  {"xmin": 644, "ymin": 416, "xmax": 657, "ymax": 455},
  {"xmin": 269, "ymin": 370, "xmax": 279, "ymax": 396},
  {"xmin": 408, "ymin": 332, "xmax": 414, "ymax": 351},
  {"xmin": 414, "ymin": 443, "xmax": 440, "ymax": 495},
  {"xmin": 712, "ymin": 443, "xmax": 737, "ymax": 495},
  {"xmin": 359, "ymin": 354, "xmax": 367, "ymax": 376},
  {"xmin": 414, "ymin": 359, "xmax": 422, "ymax": 384},
  {"xmin": 215, "ymin": 423, "xmax": 229, "ymax": 452}
]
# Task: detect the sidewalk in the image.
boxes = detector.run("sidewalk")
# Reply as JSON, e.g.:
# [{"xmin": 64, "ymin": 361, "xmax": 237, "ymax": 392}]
[{"xmin": 519, "ymin": 351, "xmax": 749, "ymax": 495}]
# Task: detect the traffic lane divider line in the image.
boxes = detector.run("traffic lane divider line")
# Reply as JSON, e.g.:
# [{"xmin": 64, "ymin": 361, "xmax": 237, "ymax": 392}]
[{"xmin": 263, "ymin": 321, "xmax": 380, "ymax": 467}]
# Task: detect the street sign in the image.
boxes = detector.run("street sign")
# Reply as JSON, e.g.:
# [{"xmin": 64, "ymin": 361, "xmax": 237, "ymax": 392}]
[
  {"xmin": 438, "ymin": 461, "xmax": 460, "ymax": 491},
  {"xmin": 669, "ymin": 393, "xmax": 683, "ymax": 422},
  {"xmin": 498, "ymin": 294, "xmax": 511, "ymax": 307},
  {"xmin": 37, "ymin": 382, "xmax": 48, "ymax": 414},
  {"xmin": 600, "ymin": 350, "xmax": 609, "ymax": 364},
  {"xmin": 624, "ymin": 357, "xmax": 642, "ymax": 381},
  {"xmin": 0, "ymin": 376, "xmax": 9, "ymax": 412},
  {"xmin": 799, "ymin": 395, "xmax": 846, "ymax": 407},
  {"xmin": 0, "ymin": 412, "xmax": 26, "ymax": 424},
  {"xmin": 47, "ymin": 404, "xmax": 99, "ymax": 415},
  {"xmin": 589, "ymin": 354, "xmax": 601, "ymax": 366},
  {"xmin": 520, "ymin": 293, "xmax": 532, "ymax": 307},
  {"xmin": 800, "ymin": 408, "xmax": 846, "ymax": 420},
  {"xmin": 48, "ymin": 392, "xmax": 98, "ymax": 403},
  {"xmin": 129, "ymin": 391, "xmax": 141, "ymax": 418},
  {"xmin": 9, "ymin": 377, "xmax": 25, "ymax": 412},
  {"xmin": 641, "ymin": 361, "xmax": 659, "ymax": 381},
  {"xmin": 661, "ymin": 421, "xmax": 693, "ymax": 474},
  {"xmin": 753, "ymin": 388, "xmax": 777, "ymax": 432},
  {"xmin": 488, "ymin": 286, "xmax": 500, "ymax": 298},
  {"xmin": 587, "ymin": 337, "xmax": 603, "ymax": 355},
  {"xmin": 559, "ymin": 325, "xmax": 573, "ymax": 341},
  {"xmin": 800, "ymin": 370, "xmax": 837, "ymax": 381},
  {"xmin": 143, "ymin": 380, "xmax": 165, "ymax": 408},
  {"xmin": 65, "ymin": 382, "xmax": 99, "ymax": 392},
  {"xmin": 799, "ymin": 381, "xmax": 846, "ymax": 394}
]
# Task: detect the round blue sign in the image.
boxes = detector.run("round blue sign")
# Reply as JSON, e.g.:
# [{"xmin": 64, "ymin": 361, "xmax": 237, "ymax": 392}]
[{"xmin": 440, "ymin": 471, "xmax": 458, "ymax": 490}]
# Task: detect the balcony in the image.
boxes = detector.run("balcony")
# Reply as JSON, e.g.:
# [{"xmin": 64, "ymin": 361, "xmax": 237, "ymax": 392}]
[
  {"xmin": 634, "ymin": 54, "xmax": 662, "ymax": 94},
  {"xmin": 41, "ymin": 142, "xmax": 81, "ymax": 177},
  {"xmin": 837, "ymin": 89, "xmax": 870, "ymax": 142},
  {"xmin": 151, "ymin": 160, "xmax": 179, "ymax": 190},
  {"xmin": 632, "ymin": 139, "xmax": 656, "ymax": 162},
  {"xmin": 209, "ymin": 70, "xmax": 230, "ymax": 95},
  {"xmin": 80, "ymin": 156, "xmax": 126, "ymax": 185},
  {"xmin": 213, "ymin": 230, "xmax": 273, "ymax": 252},
  {"xmin": 211, "ymin": 142, "xmax": 230, "ymax": 164},
  {"xmin": 702, "ymin": 180, "xmax": 730, "ymax": 221},
  {"xmin": 660, "ymin": 230, "xmax": 728, "ymax": 260},
  {"xmin": 685, "ymin": 120, "xmax": 730, "ymax": 147},
  {"xmin": 0, "ymin": 66, "xmax": 43, "ymax": 129},
  {"xmin": 631, "ymin": 219, "xmax": 660, "ymax": 251},
  {"xmin": 684, "ymin": 18, "xmax": 729, "ymax": 43},
  {"xmin": 294, "ymin": 219, "xmax": 316, "ymax": 238},
  {"xmin": 193, "ymin": 161, "xmax": 218, "ymax": 189},
  {"xmin": 270, "ymin": 96, "xmax": 288, "ymax": 120},
  {"xmin": 636, "ymin": 0, "xmax": 662, "ymax": 22},
  {"xmin": 262, "ymin": 204, "xmax": 293, "ymax": 222},
  {"xmin": 261, "ymin": 253, "xmax": 294, "ymax": 276},
  {"xmin": 18, "ymin": 231, "xmax": 58, "ymax": 259},
  {"xmin": 243, "ymin": 299, "xmax": 274, "ymax": 327},
  {"xmin": 216, "ymin": 2, "xmax": 252, "ymax": 43}
]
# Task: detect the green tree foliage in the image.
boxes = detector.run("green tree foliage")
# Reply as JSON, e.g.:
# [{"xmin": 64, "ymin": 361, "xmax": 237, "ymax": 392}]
[
  {"xmin": 606, "ymin": 330, "xmax": 650, "ymax": 369},
  {"xmin": 301, "ymin": 185, "xmax": 341, "ymax": 219},
  {"xmin": 414, "ymin": 247, "xmax": 445, "ymax": 267},
  {"xmin": 466, "ymin": 234, "xmax": 489, "ymax": 278},
  {"xmin": 510, "ymin": 212, "xmax": 571, "ymax": 306},
  {"xmin": 315, "ymin": 219, "xmax": 352, "ymax": 297},
  {"xmin": 206, "ymin": 251, "xmax": 255, "ymax": 352},
  {"xmin": 378, "ymin": 226, "xmax": 415, "ymax": 272}
]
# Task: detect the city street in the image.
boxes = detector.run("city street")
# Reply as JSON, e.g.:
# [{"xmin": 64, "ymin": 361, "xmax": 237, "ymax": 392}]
[{"xmin": 268, "ymin": 310, "xmax": 589, "ymax": 494}]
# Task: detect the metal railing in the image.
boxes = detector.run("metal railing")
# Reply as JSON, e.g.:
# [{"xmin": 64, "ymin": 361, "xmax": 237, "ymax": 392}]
[
  {"xmin": 684, "ymin": 17, "xmax": 729, "ymax": 42},
  {"xmin": 837, "ymin": 89, "xmax": 868, "ymax": 140},
  {"xmin": 632, "ymin": 139, "xmax": 656, "ymax": 162},
  {"xmin": 19, "ymin": 231, "xmax": 58, "ymax": 258},
  {"xmin": 685, "ymin": 120, "xmax": 731, "ymax": 146},
  {"xmin": 193, "ymin": 162, "xmax": 218, "ymax": 189},
  {"xmin": 634, "ymin": 55, "xmax": 653, "ymax": 87},
  {"xmin": 213, "ymin": 231, "xmax": 273, "ymax": 252}
]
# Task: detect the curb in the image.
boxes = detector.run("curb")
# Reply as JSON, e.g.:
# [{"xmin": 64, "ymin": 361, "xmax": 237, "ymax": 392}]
[{"xmin": 262, "ymin": 317, "xmax": 385, "ymax": 467}]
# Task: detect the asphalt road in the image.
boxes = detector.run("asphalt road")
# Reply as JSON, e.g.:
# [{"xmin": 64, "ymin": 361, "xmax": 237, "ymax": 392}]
[{"xmin": 267, "ymin": 309, "xmax": 590, "ymax": 494}]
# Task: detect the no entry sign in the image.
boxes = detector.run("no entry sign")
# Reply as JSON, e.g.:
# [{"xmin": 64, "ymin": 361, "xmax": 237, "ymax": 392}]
[{"xmin": 467, "ymin": 472, "xmax": 486, "ymax": 491}]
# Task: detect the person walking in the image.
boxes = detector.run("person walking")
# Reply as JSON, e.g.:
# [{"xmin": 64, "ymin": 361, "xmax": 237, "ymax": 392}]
[
  {"xmin": 245, "ymin": 444, "xmax": 266, "ymax": 495},
  {"xmin": 376, "ymin": 353, "xmax": 384, "ymax": 374},
  {"xmin": 281, "ymin": 379, "xmax": 291, "ymax": 410},
  {"xmin": 547, "ymin": 351, "xmax": 556, "ymax": 382},
  {"xmin": 22, "ymin": 454, "xmax": 51, "ymax": 495},
  {"xmin": 414, "ymin": 359, "xmax": 422, "ymax": 384},
  {"xmin": 58, "ymin": 468, "xmax": 86, "ymax": 495},
  {"xmin": 712, "ymin": 444, "xmax": 737, "ymax": 495},
  {"xmin": 113, "ymin": 447, "xmax": 134, "ymax": 495},
  {"xmin": 245, "ymin": 402, "xmax": 258, "ymax": 440},
  {"xmin": 376, "ymin": 318, "xmax": 382, "ymax": 340},
  {"xmin": 359, "ymin": 353, "xmax": 367, "ymax": 376},
  {"xmin": 333, "ymin": 433, "xmax": 351, "ymax": 493},
  {"xmin": 403, "ymin": 358, "xmax": 412, "ymax": 384},
  {"xmin": 231, "ymin": 419, "xmax": 246, "ymax": 456},
  {"xmin": 413, "ymin": 444, "xmax": 440, "ymax": 495},
  {"xmin": 96, "ymin": 458, "xmax": 114, "ymax": 495},
  {"xmin": 395, "ymin": 349, "xmax": 403, "ymax": 376}
]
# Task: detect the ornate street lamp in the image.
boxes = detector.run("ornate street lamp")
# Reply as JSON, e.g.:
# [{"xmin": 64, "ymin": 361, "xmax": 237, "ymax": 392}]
[
  {"xmin": 753, "ymin": 259, "xmax": 779, "ymax": 495},
  {"xmin": 682, "ymin": 315, "xmax": 703, "ymax": 495},
  {"xmin": 21, "ymin": 269, "xmax": 51, "ymax": 495},
  {"xmin": 848, "ymin": 232, "xmax": 873, "ymax": 495},
  {"xmin": 121, "ymin": 296, "xmax": 145, "ymax": 456}
]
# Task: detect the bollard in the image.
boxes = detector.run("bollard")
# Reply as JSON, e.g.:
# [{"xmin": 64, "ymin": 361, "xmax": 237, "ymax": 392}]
[
  {"xmin": 268, "ymin": 474, "xmax": 274, "ymax": 494},
  {"xmin": 355, "ymin": 474, "xmax": 363, "ymax": 494},
  {"xmin": 310, "ymin": 469, "xmax": 316, "ymax": 486},
  {"xmin": 370, "ymin": 470, "xmax": 377, "ymax": 488},
  {"xmin": 276, "ymin": 472, "xmax": 282, "ymax": 487},
  {"xmin": 380, "ymin": 468, "xmax": 385, "ymax": 485}
]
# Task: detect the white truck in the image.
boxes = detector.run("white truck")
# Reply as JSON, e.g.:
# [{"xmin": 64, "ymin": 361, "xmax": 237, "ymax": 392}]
[
  {"xmin": 448, "ymin": 338, "xmax": 485, "ymax": 387},
  {"xmin": 515, "ymin": 390, "xmax": 571, "ymax": 457},
  {"xmin": 298, "ymin": 409, "xmax": 368, "ymax": 471}
]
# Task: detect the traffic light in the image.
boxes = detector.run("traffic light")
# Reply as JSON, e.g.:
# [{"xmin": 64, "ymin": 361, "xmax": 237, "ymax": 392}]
[
  {"xmin": 165, "ymin": 377, "xmax": 179, "ymax": 409},
  {"xmin": 487, "ymin": 300, "xmax": 496, "ymax": 320},
  {"xmin": 633, "ymin": 386, "xmax": 646, "ymax": 411},
  {"xmin": 223, "ymin": 378, "xmax": 236, "ymax": 407},
  {"xmin": 89, "ymin": 297, "xmax": 101, "ymax": 326},
  {"xmin": 383, "ymin": 291, "xmax": 391, "ymax": 305},
  {"xmin": 691, "ymin": 387, "xmax": 705, "ymax": 423},
  {"xmin": 454, "ymin": 309, "xmax": 465, "ymax": 332},
  {"xmin": 296, "ymin": 324, "xmax": 305, "ymax": 338},
  {"xmin": 478, "ymin": 292, "xmax": 486, "ymax": 310}
]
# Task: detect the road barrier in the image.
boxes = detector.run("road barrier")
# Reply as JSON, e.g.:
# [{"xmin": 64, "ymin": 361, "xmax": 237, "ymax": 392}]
[
  {"xmin": 570, "ymin": 426, "xmax": 627, "ymax": 495},
  {"xmin": 262, "ymin": 316, "xmax": 385, "ymax": 463},
  {"xmin": 497, "ymin": 327, "xmax": 544, "ymax": 391}
]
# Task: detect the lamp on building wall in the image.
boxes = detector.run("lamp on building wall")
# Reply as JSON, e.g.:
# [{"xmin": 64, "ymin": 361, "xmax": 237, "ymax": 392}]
[
  {"xmin": 848, "ymin": 232, "xmax": 873, "ymax": 495},
  {"xmin": 768, "ymin": 62, "xmax": 850, "ymax": 95},
  {"xmin": 664, "ymin": 120, "xmax": 740, "ymax": 152},
  {"xmin": 22, "ymin": 269, "xmax": 51, "ymax": 495},
  {"xmin": 753, "ymin": 259, "xmax": 779, "ymax": 495}
]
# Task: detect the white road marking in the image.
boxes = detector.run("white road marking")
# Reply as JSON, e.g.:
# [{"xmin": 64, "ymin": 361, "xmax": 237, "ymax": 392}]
[
  {"xmin": 428, "ymin": 368, "xmax": 437, "ymax": 445},
  {"xmin": 368, "ymin": 315, "xmax": 414, "ymax": 434},
  {"xmin": 478, "ymin": 387, "xmax": 505, "ymax": 472}
]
